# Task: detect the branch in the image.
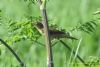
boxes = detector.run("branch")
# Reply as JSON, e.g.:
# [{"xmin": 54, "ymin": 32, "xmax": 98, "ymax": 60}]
[
  {"xmin": 59, "ymin": 40, "xmax": 88, "ymax": 66},
  {"xmin": 0, "ymin": 39, "xmax": 24, "ymax": 67},
  {"xmin": 38, "ymin": 0, "xmax": 54, "ymax": 67}
]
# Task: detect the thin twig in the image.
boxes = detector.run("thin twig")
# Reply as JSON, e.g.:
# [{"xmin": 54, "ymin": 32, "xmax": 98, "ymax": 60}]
[
  {"xmin": 0, "ymin": 39, "xmax": 24, "ymax": 67},
  {"xmin": 59, "ymin": 39, "xmax": 88, "ymax": 66},
  {"xmin": 38, "ymin": 0, "xmax": 54, "ymax": 67}
]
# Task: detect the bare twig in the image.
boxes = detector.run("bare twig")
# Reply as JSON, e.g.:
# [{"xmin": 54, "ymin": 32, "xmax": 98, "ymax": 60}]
[
  {"xmin": 0, "ymin": 39, "xmax": 24, "ymax": 67},
  {"xmin": 59, "ymin": 39, "xmax": 88, "ymax": 66},
  {"xmin": 38, "ymin": 0, "xmax": 54, "ymax": 67}
]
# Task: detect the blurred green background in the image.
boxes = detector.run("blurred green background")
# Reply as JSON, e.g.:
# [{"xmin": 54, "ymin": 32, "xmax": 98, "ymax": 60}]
[{"xmin": 0, "ymin": 0, "xmax": 100, "ymax": 67}]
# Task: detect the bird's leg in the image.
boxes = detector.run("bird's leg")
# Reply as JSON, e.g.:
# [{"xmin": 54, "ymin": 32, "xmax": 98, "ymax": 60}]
[
  {"xmin": 51, "ymin": 41, "xmax": 58, "ymax": 47},
  {"xmin": 34, "ymin": 40, "xmax": 45, "ymax": 47}
]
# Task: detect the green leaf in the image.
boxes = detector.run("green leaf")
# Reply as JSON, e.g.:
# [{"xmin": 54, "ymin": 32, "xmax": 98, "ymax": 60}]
[
  {"xmin": 90, "ymin": 21, "xmax": 97, "ymax": 26},
  {"xmin": 71, "ymin": 19, "xmax": 97, "ymax": 34}
]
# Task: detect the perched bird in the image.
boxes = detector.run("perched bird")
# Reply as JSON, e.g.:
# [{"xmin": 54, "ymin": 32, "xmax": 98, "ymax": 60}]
[{"xmin": 35, "ymin": 22, "xmax": 78, "ymax": 40}]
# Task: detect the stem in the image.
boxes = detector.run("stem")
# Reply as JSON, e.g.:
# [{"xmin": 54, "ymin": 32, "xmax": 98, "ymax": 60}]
[
  {"xmin": 38, "ymin": 0, "xmax": 54, "ymax": 67},
  {"xmin": 59, "ymin": 40, "xmax": 88, "ymax": 66},
  {"xmin": 0, "ymin": 39, "xmax": 24, "ymax": 67}
]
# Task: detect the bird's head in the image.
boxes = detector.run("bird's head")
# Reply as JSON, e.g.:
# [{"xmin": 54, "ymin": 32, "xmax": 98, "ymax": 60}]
[
  {"xmin": 33, "ymin": 22, "xmax": 44, "ymax": 34},
  {"xmin": 35, "ymin": 22, "xmax": 44, "ymax": 29}
]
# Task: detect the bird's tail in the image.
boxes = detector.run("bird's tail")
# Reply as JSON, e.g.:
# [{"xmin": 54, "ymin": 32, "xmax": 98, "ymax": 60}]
[{"xmin": 67, "ymin": 36, "xmax": 78, "ymax": 40}]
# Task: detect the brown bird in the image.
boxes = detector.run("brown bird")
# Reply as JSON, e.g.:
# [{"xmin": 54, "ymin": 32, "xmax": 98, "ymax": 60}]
[{"xmin": 35, "ymin": 22, "xmax": 78, "ymax": 40}]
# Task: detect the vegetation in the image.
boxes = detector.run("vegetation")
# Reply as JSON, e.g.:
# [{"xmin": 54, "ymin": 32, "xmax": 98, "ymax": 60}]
[{"xmin": 0, "ymin": 0, "xmax": 100, "ymax": 67}]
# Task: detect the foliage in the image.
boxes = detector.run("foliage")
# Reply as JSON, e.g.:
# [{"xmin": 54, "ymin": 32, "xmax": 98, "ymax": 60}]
[
  {"xmin": 0, "ymin": 11, "xmax": 39, "ymax": 44},
  {"xmin": 85, "ymin": 56, "xmax": 100, "ymax": 67},
  {"xmin": 71, "ymin": 19, "xmax": 98, "ymax": 34},
  {"xmin": 8, "ymin": 17, "xmax": 42, "ymax": 43},
  {"xmin": 0, "ymin": 0, "xmax": 100, "ymax": 67}
]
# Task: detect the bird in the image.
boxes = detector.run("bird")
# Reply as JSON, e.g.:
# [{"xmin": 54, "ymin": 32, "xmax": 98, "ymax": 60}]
[{"xmin": 34, "ymin": 22, "xmax": 78, "ymax": 40}]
